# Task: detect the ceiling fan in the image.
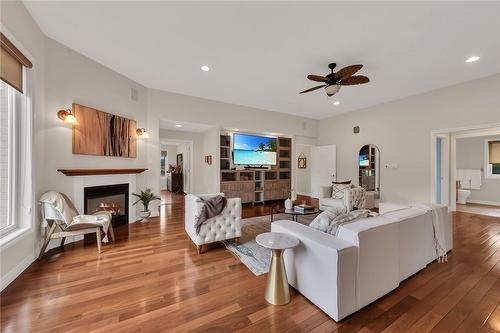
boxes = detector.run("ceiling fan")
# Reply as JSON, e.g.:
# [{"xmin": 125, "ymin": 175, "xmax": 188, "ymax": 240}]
[{"xmin": 300, "ymin": 63, "xmax": 370, "ymax": 97}]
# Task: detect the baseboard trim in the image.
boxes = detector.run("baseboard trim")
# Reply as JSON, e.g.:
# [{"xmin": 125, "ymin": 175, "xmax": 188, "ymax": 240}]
[
  {"xmin": 467, "ymin": 200, "xmax": 500, "ymax": 207},
  {"xmin": 1, "ymin": 251, "xmax": 35, "ymax": 291}
]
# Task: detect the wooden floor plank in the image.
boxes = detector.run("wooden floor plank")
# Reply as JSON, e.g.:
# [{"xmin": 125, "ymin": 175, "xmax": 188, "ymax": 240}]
[{"xmin": 1, "ymin": 191, "xmax": 500, "ymax": 332}]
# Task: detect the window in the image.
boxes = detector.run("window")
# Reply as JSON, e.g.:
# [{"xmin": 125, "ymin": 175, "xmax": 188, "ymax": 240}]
[
  {"xmin": 485, "ymin": 139, "xmax": 500, "ymax": 179},
  {"xmin": 0, "ymin": 78, "xmax": 32, "ymax": 238},
  {"xmin": 0, "ymin": 32, "xmax": 33, "ymax": 242},
  {"xmin": 0, "ymin": 80, "xmax": 17, "ymax": 235}
]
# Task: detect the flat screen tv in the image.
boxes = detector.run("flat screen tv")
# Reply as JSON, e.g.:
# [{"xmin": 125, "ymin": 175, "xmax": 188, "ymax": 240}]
[
  {"xmin": 359, "ymin": 154, "xmax": 370, "ymax": 167},
  {"xmin": 233, "ymin": 133, "xmax": 277, "ymax": 165}
]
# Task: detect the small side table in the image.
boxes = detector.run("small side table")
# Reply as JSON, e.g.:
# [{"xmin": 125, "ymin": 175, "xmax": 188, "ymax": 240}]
[{"xmin": 256, "ymin": 232, "xmax": 299, "ymax": 305}]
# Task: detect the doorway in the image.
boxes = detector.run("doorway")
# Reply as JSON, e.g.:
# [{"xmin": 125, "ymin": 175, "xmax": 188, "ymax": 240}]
[
  {"xmin": 431, "ymin": 124, "xmax": 500, "ymax": 212},
  {"xmin": 160, "ymin": 140, "xmax": 193, "ymax": 195}
]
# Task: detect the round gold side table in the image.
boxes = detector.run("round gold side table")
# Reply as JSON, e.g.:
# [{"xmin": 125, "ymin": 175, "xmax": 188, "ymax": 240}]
[{"xmin": 256, "ymin": 232, "xmax": 299, "ymax": 305}]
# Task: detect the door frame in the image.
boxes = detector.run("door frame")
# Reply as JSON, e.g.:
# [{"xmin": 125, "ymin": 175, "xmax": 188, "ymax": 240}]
[{"xmin": 430, "ymin": 134, "xmax": 450, "ymax": 206}]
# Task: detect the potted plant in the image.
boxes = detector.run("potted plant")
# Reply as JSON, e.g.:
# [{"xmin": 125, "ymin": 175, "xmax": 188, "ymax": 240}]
[{"xmin": 132, "ymin": 188, "xmax": 161, "ymax": 223}]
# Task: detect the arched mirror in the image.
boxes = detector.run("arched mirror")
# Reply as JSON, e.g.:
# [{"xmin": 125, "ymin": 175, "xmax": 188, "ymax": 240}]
[{"xmin": 358, "ymin": 144, "xmax": 380, "ymax": 206}]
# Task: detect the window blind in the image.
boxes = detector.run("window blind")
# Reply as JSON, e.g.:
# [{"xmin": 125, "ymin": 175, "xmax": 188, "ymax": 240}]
[
  {"xmin": 0, "ymin": 33, "xmax": 32, "ymax": 93},
  {"xmin": 489, "ymin": 141, "xmax": 500, "ymax": 164}
]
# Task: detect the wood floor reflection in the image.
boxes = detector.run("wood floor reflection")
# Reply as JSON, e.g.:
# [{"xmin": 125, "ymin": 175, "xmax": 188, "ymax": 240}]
[{"xmin": 2, "ymin": 193, "xmax": 500, "ymax": 332}]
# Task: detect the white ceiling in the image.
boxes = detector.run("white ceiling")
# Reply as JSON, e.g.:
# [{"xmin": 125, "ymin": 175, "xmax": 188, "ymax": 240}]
[
  {"xmin": 159, "ymin": 119, "xmax": 213, "ymax": 133},
  {"xmin": 24, "ymin": 1, "xmax": 500, "ymax": 119}
]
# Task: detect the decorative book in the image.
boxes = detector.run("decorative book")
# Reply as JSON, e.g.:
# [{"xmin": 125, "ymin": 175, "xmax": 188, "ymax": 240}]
[{"xmin": 294, "ymin": 204, "xmax": 314, "ymax": 212}]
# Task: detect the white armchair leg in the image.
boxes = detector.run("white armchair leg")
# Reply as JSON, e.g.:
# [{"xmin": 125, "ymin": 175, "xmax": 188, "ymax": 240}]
[
  {"xmin": 108, "ymin": 223, "xmax": 115, "ymax": 242},
  {"xmin": 96, "ymin": 228, "xmax": 102, "ymax": 253}
]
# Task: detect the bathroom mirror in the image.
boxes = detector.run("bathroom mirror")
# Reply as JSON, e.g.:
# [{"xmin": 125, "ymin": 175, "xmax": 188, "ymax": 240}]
[{"xmin": 358, "ymin": 144, "xmax": 380, "ymax": 200}]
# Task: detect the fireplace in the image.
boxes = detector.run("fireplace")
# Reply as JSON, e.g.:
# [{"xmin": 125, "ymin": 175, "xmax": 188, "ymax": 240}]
[{"xmin": 84, "ymin": 183, "xmax": 129, "ymax": 227}]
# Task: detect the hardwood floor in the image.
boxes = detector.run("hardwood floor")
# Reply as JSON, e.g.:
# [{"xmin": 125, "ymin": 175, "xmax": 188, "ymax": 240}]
[
  {"xmin": 2, "ymin": 193, "xmax": 500, "ymax": 332},
  {"xmin": 456, "ymin": 203, "xmax": 500, "ymax": 218}
]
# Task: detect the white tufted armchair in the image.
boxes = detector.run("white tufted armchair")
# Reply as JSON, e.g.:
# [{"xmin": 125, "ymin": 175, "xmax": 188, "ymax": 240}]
[{"xmin": 185, "ymin": 193, "xmax": 242, "ymax": 254}]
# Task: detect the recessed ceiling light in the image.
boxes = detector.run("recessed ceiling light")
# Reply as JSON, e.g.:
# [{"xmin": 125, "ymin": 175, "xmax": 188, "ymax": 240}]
[
  {"xmin": 233, "ymin": 128, "xmax": 239, "ymax": 131},
  {"xmin": 175, "ymin": 124, "xmax": 182, "ymax": 128},
  {"xmin": 333, "ymin": 101, "xmax": 340, "ymax": 105},
  {"xmin": 465, "ymin": 56, "xmax": 480, "ymax": 63},
  {"xmin": 201, "ymin": 65, "xmax": 210, "ymax": 72}
]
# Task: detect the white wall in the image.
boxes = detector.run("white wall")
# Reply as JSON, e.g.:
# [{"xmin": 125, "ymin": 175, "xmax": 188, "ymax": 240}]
[
  {"xmin": 200, "ymin": 127, "xmax": 220, "ymax": 194},
  {"xmin": 456, "ymin": 135, "xmax": 500, "ymax": 205},
  {"xmin": 295, "ymin": 144, "xmax": 312, "ymax": 196},
  {"xmin": 318, "ymin": 74, "xmax": 500, "ymax": 204}
]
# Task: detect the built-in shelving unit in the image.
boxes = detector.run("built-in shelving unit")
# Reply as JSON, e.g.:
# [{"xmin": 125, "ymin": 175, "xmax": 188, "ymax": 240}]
[{"xmin": 219, "ymin": 133, "xmax": 292, "ymax": 204}]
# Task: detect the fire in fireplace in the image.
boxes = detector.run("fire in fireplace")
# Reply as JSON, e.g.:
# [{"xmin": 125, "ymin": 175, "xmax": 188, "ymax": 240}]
[{"xmin": 84, "ymin": 183, "xmax": 129, "ymax": 227}]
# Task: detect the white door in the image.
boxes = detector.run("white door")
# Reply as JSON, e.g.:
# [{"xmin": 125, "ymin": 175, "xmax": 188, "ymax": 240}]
[{"xmin": 310, "ymin": 145, "xmax": 337, "ymax": 198}]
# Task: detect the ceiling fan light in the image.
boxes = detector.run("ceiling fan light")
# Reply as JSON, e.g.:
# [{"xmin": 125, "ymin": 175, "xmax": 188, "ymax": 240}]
[{"xmin": 325, "ymin": 84, "xmax": 341, "ymax": 96}]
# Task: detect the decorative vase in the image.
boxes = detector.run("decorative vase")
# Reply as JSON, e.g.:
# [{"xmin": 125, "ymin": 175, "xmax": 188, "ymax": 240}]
[
  {"xmin": 284, "ymin": 198, "xmax": 293, "ymax": 210},
  {"xmin": 139, "ymin": 210, "xmax": 151, "ymax": 223}
]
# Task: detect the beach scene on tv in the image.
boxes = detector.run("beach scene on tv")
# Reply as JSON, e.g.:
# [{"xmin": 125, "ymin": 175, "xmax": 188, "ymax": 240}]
[{"xmin": 233, "ymin": 134, "xmax": 277, "ymax": 165}]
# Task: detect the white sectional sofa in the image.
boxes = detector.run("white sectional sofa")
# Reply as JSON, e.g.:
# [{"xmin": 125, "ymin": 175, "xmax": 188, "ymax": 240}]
[{"xmin": 271, "ymin": 204, "xmax": 452, "ymax": 321}]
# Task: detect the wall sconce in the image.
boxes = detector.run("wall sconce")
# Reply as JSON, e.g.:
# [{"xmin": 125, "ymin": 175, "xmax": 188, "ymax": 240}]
[
  {"xmin": 136, "ymin": 128, "xmax": 149, "ymax": 138},
  {"xmin": 57, "ymin": 109, "xmax": 77, "ymax": 124},
  {"xmin": 205, "ymin": 155, "xmax": 213, "ymax": 165}
]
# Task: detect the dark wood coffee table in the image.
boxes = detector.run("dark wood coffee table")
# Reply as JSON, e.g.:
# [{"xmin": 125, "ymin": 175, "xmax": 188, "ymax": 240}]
[{"xmin": 271, "ymin": 206, "xmax": 321, "ymax": 222}]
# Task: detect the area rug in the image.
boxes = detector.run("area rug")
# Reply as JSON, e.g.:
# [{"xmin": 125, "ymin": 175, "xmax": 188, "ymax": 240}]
[{"xmin": 222, "ymin": 213, "xmax": 315, "ymax": 276}]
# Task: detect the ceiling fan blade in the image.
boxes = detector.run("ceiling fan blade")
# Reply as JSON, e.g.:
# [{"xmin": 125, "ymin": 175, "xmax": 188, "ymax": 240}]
[
  {"xmin": 340, "ymin": 75, "xmax": 370, "ymax": 85},
  {"xmin": 307, "ymin": 75, "xmax": 329, "ymax": 83},
  {"xmin": 299, "ymin": 85, "xmax": 327, "ymax": 94},
  {"xmin": 335, "ymin": 64, "xmax": 363, "ymax": 80}
]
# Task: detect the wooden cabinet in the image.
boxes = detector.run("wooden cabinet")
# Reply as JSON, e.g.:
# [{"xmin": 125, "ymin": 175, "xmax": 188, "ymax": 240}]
[
  {"xmin": 221, "ymin": 181, "xmax": 254, "ymax": 203},
  {"xmin": 167, "ymin": 172, "xmax": 183, "ymax": 193},
  {"xmin": 263, "ymin": 179, "xmax": 290, "ymax": 200}
]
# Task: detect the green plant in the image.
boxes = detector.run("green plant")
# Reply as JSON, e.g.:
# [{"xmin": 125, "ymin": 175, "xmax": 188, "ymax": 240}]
[{"xmin": 132, "ymin": 188, "xmax": 160, "ymax": 211}]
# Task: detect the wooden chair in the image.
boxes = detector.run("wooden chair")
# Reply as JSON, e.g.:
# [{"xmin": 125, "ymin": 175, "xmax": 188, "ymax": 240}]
[{"xmin": 38, "ymin": 197, "xmax": 115, "ymax": 260}]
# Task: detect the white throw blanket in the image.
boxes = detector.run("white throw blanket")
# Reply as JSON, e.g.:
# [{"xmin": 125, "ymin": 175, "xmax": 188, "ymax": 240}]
[
  {"xmin": 412, "ymin": 203, "xmax": 448, "ymax": 263},
  {"xmin": 39, "ymin": 191, "xmax": 111, "ymax": 243}
]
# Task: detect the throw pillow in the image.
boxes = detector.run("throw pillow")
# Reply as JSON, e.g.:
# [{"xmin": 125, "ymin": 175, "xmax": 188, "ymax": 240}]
[
  {"xmin": 326, "ymin": 209, "xmax": 370, "ymax": 235},
  {"xmin": 331, "ymin": 183, "xmax": 350, "ymax": 200},
  {"xmin": 309, "ymin": 207, "xmax": 346, "ymax": 232}
]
